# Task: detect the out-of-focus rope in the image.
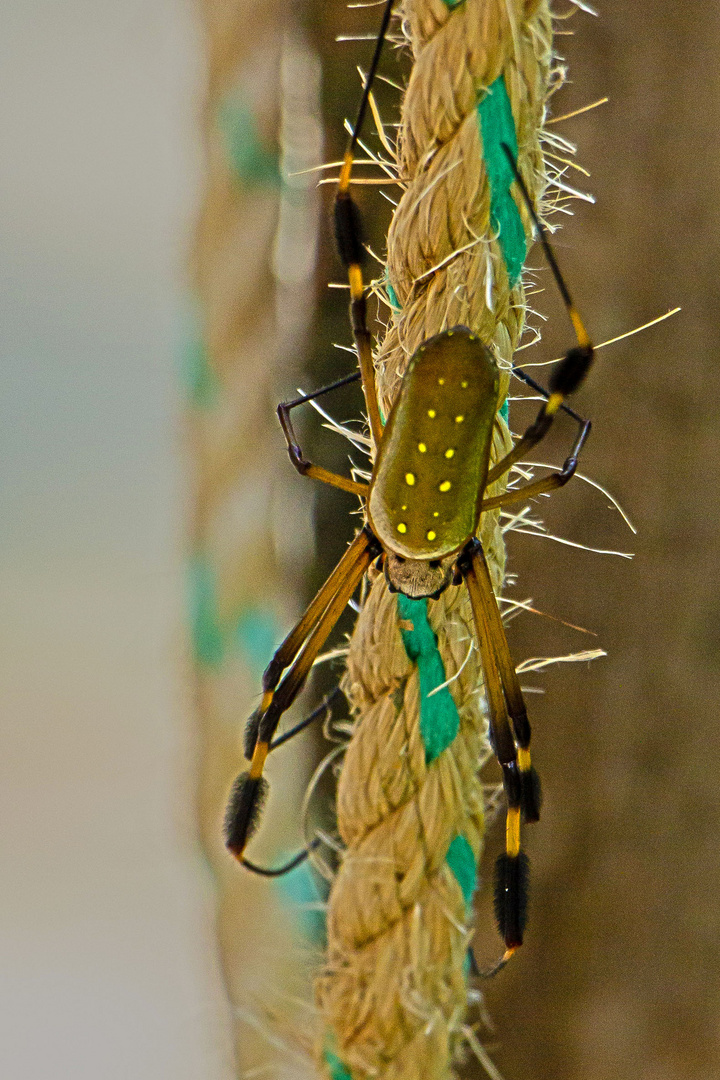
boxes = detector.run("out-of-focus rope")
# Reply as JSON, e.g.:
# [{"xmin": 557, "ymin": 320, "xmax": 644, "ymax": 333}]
[{"xmin": 191, "ymin": 3, "xmax": 321, "ymax": 1072}]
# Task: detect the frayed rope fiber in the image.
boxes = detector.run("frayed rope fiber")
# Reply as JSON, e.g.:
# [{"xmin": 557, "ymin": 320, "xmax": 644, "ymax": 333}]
[{"xmin": 316, "ymin": 0, "xmax": 553, "ymax": 1077}]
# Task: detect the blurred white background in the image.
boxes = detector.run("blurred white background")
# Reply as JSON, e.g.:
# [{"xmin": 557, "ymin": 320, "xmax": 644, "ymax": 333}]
[{"xmin": 0, "ymin": 2, "xmax": 233, "ymax": 1076}]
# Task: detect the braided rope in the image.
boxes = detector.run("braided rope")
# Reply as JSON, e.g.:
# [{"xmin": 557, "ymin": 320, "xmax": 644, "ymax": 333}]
[{"xmin": 316, "ymin": 1, "xmax": 553, "ymax": 1076}]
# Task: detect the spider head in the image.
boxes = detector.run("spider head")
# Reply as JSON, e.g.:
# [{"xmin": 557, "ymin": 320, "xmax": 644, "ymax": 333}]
[{"xmin": 384, "ymin": 553, "xmax": 454, "ymax": 600}]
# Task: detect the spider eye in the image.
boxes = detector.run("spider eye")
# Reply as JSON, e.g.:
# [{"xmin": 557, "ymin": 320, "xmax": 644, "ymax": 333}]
[{"xmin": 429, "ymin": 560, "xmax": 441, "ymax": 569}]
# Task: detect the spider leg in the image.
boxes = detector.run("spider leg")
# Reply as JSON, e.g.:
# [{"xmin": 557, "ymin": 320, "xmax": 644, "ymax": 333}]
[
  {"xmin": 224, "ymin": 528, "xmax": 379, "ymax": 868},
  {"xmin": 461, "ymin": 539, "xmax": 540, "ymax": 823},
  {"xmin": 480, "ymin": 416, "xmax": 590, "ymax": 512},
  {"xmin": 246, "ymin": 685, "xmax": 343, "ymax": 757},
  {"xmin": 485, "ymin": 370, "xmax": 591, "ymax": 489},
  {"xmin": 236, "ymin": 691, "xmax": 342, "ymax": 878},
  {"xmin": 260, "ymin": 529, "xmax": 373, "ymax": 706},
  {"xmin": 333, "ymin": 0, "xmax": 397, "ymax": 450},
  {"xmin": 456, "ymin": 539, "xmax": 535, "ymax": 959},
  {"xmin": 240, "ymin": 839, "xmax": 322, "ymax": 879},
  {"xmin": 485, "ymin": 144, "xmax": 595, "ymax": 489},
  {"xmin": 277, "ymin": 372, "xmax": 369, "ymax": 497}
]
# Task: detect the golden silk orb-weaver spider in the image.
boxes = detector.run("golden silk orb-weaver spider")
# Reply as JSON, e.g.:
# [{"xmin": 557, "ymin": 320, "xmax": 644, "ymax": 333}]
[{"xmin": 224, "ymin": 0, "xmax": 595, "ymax": 963}]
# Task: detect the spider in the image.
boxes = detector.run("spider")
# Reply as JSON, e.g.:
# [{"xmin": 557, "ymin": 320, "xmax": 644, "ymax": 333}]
[{"xmin": 224, "ymin": 0, "xmax": 594, "ymax": 963}]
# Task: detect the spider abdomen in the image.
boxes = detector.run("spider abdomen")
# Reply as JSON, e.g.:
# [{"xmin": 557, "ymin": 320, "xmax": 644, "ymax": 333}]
[{"xmin": 368, "ymin": 327, "xmax": 500, "ymax": 560}]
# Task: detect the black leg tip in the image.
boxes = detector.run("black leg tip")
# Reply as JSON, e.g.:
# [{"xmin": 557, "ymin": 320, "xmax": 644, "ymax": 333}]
[
  {"xmin": 334, "ymin": 192, "xmax": 365, "ymax": 269},
  {"xmin": 224, "ymin": 772, "xmax": 269, "ymax": 858},
  {"xmin": 243, "ymin": 710, "xmax": 261, "ymax": 760},
  {"xmin": 521, "ymin": 766, "xmax": 542, "ymax": 824},
  {"xmin": 494, "ymin": 851, "xmax": 530, "ymax": 949},
  {"xmin": 549, "ymin": 345, "xmax": 593, "ymax": 396}
]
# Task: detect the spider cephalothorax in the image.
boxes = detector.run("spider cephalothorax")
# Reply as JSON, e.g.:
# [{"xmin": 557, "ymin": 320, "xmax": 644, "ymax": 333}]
[{"xmin": 383, "ymin": 552, "xmax": 454, "ymax": 599}]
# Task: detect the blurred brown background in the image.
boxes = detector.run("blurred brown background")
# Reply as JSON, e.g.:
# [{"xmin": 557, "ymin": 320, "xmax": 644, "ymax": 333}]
[
  {"xmin": 479, "ymin": 4, "xmax": 720, "ymax": 1078},
  {"xmin": 2, "ymin": 1, "xmax": 718, "ymax": 1078}
]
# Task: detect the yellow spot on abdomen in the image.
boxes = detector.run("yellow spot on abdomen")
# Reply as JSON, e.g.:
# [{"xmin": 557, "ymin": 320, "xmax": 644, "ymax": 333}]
[
  {"xmin": 427, "ymin": 409, "xmax": 436, "ymax": 419},
  {"xmin": 418, "ymin": 442, "xmax": 427, "ymax": 453},
  {"xmin": 426, "ymin": 530, "xmax": 436, "ymax": 541},
  {"xmin": 455, "ymin": 415, "xmax": 465, "ymax": 424},
  {"xmin": 397, "ymin": 523, "xmax": 407, "ymax": 534},
  {"xmin": 461, "ymin": 380, "xmax": 468, "ymax": 389},
  {"xmin": 445, "ymin": 448, "xmax": 455, "ymax": 459},
  {"xmin": 439, "ymin": 481, "xmax": 451, "ymax": 492},
  {"xmin": 405, "ymin": 472, "xmax": 415, "ymax": 486},
  {"xmin": 438, "ymin": 377, "xmax": 445, "ymax": 385}
]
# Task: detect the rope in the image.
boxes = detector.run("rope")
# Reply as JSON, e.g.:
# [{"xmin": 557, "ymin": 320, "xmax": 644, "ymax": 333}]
[
  {"xmin": 191, "ymin": 4, "xmax": 322, "ymax": 1071},
  {"xmin": 316, "ymin": 1, "xmax": 553, "ymax": 1076}
]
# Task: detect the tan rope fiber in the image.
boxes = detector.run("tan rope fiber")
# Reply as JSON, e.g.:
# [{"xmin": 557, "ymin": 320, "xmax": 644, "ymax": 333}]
[{"xmin": 316, "ymin": 1, "xmax": 553, "ymax": 1076}]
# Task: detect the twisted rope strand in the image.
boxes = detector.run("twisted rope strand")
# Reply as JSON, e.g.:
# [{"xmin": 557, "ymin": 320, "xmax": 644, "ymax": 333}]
[{"xmin": 317, "ymin": 0, "xmax": 553, "ymax": 1076}]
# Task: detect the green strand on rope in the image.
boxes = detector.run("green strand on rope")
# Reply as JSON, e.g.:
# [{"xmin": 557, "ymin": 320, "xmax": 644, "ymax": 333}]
[
  {"xmin": 275, "ymin": 859, "xmax": 328, "ymax": 947},
  {"xmin": 181, "ymin": 313, "xmax": 220, "ymax": 409},
  {"xmin": 477, "ymin": 76, "xmax": 525, "ymax": 287},
  {"xmin": 218, "ymin": 94, "xmax": 281, "ymax": 188},
  {"xmin": 234, "ymin": 606, "xmax": 280, "ymax": 681},
  {"xmin": 386, "ymin": 279, "xmax": 401, "ymax": 313},
  {"xmin": 446, "ymin": 833, "xmax": 479, "ymax": 910},
  {"xmin": 324, "ymin": 1049, "xmax": 353, "ymax": 1080},
  {"xmin": 189, "ymin": 553, "xmax": 280, "ymax": 676},
  {"xmin": 396, "ymin": 597, "xmax": 478, "ymax": 982},
  {"xmin": 477, "ymin": 74, "xmax": 521, "ymax": 419},
  {"xmin": 397, "ymin": 595, "xmax": 460, "ymax": 764},
  {"xmin": 189, "ymin": 553, "xmax": 225, "ymax": 668}
]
